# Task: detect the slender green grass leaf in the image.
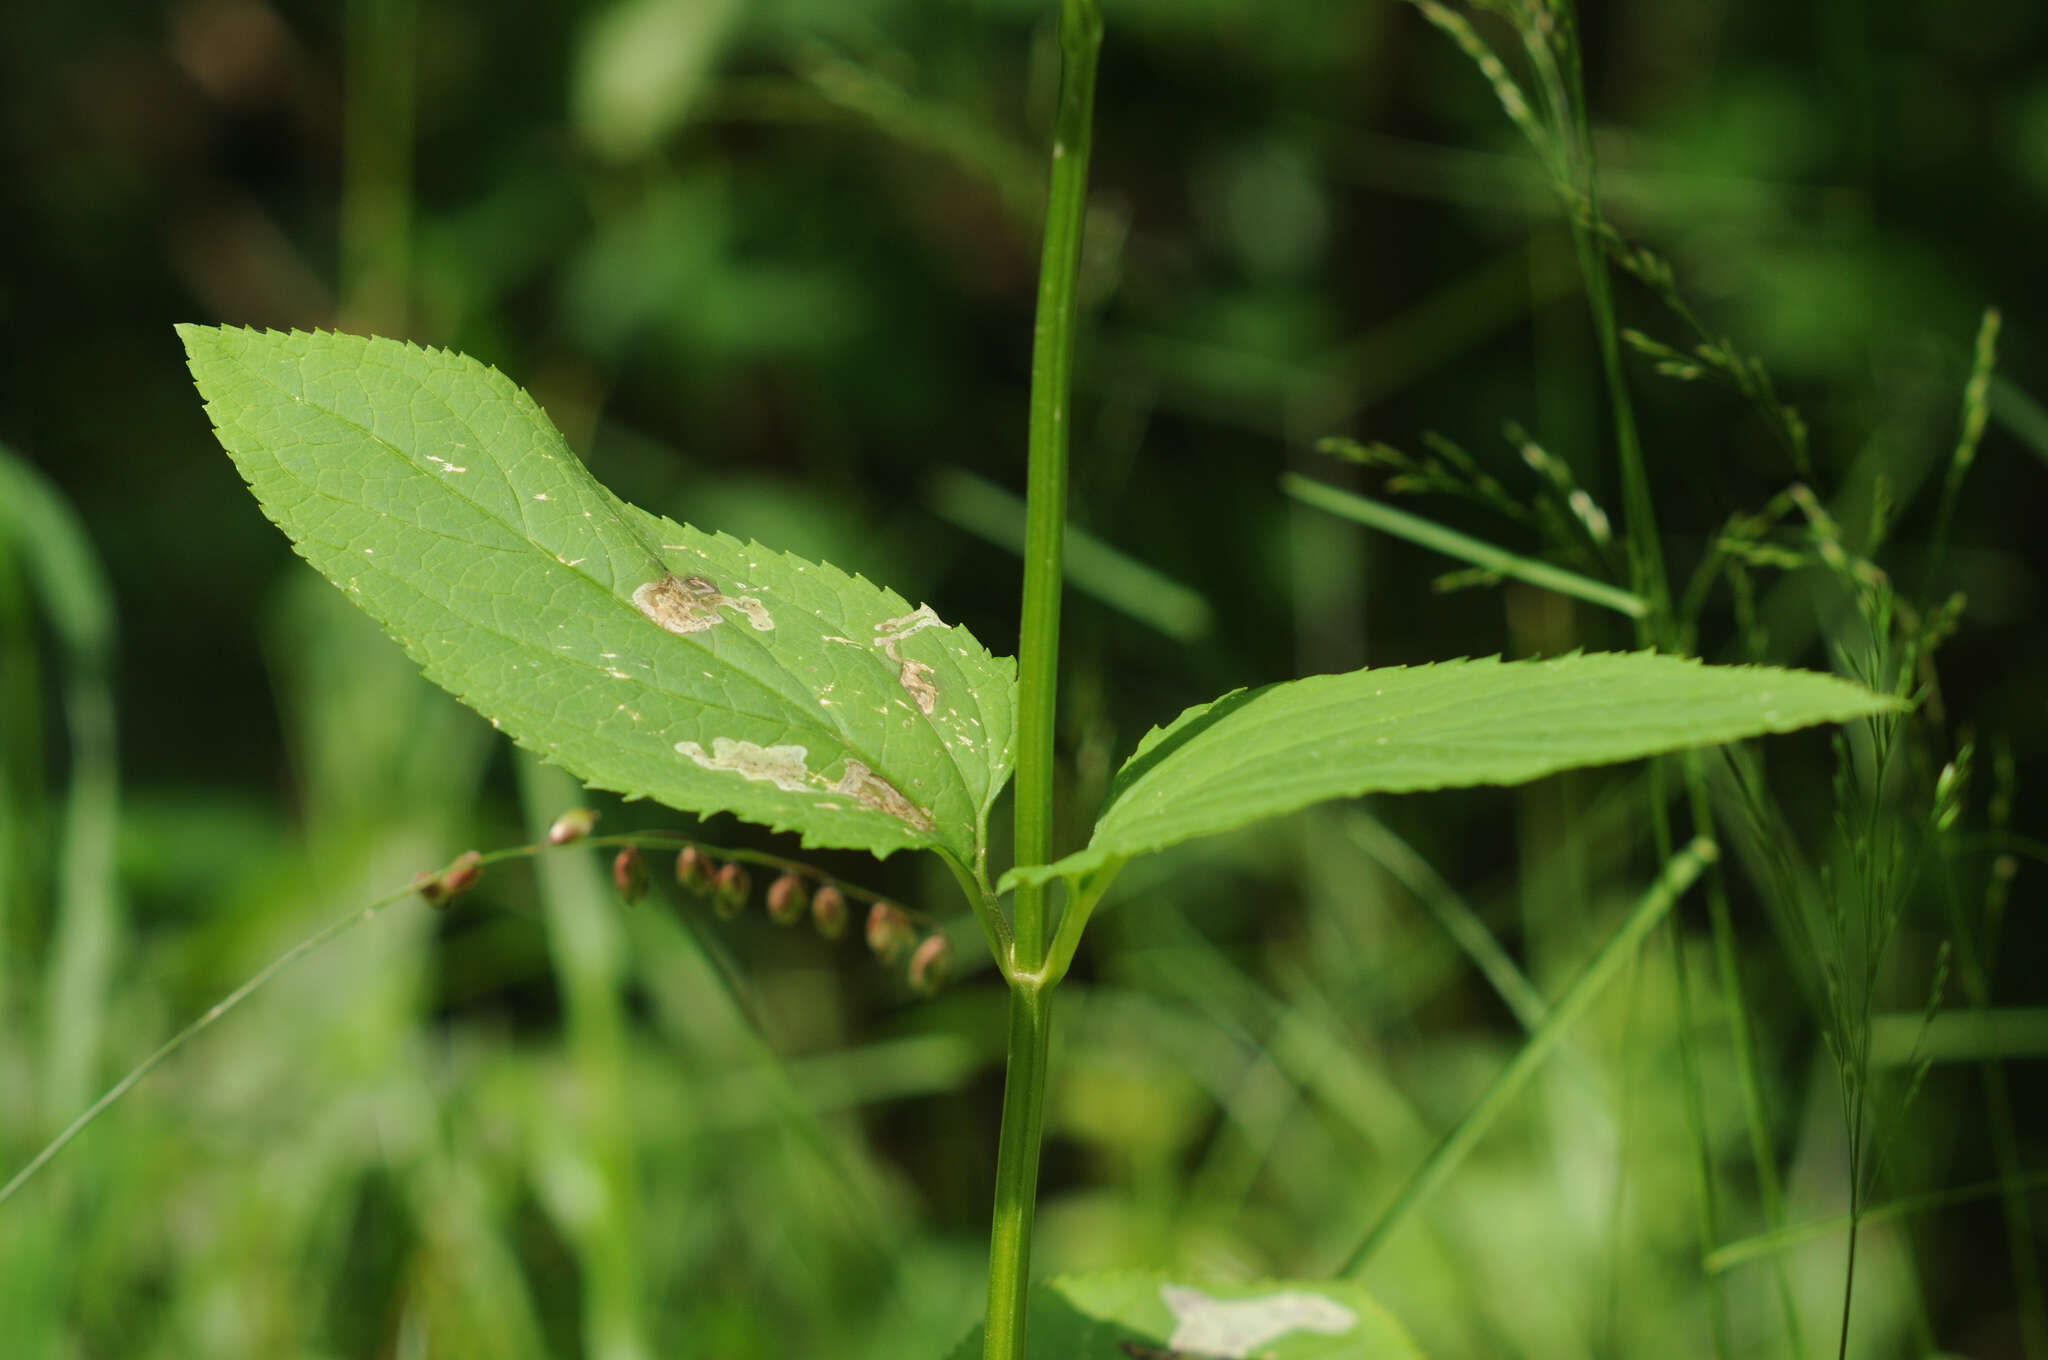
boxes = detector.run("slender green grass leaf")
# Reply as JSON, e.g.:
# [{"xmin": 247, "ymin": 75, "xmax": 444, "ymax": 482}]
[
  {"xmin": 1004, "ymin": 653, "xmax": 1897, "ymax": 891},
  {"xmin": 0, "ymin": 447, "xmax": 122, "ymax": 1114},
  {"xmin": 180, "ymin": 326, "xmax": 1015, "ymax": 871},
  {"xmin": 927, "ymin": 466, "xmax": 1213, "ymax": 641},
  {"xmin": 1283, "ymin": 473, "xmax": 1646, "ymax": 619},
  {"xmin": 1704, "ymin": 1169, "xmax": 2048, "ymax": 1275},
  {"xmin": 944, "ymin": 1271, "xmax": 1423, "ymax": 1360},
  {"xmin": 1870, "ymin": 1007, "xmax": 2048, "ymax": 1066}
]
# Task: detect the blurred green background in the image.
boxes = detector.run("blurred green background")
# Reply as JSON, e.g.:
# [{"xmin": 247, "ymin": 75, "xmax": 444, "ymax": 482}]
[{"xmin": 2, "ymin": 0, "xmax": 2045, "ymax": 1355}]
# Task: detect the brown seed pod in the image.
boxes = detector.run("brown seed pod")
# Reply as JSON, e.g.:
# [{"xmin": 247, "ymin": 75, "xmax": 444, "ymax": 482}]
[
  {"xmin": 712, "ymin": 862, "xmax": 751, "ymax": 919},
  {"xmin": 611, "ymin": 846, "xmax": 648, "ymax": 904},
  {"xmin": 865, "ymin": 903, "xmax": 916, "ymax": 964},
  {"xmin": 417, "ymin": 850, "xmax": 483, "ymax": 908},
  {"xmin": 675, "ymin": 845, "xmax": 713, "ymax": 893},
  {"xmin": 908, "ymin": 935, "xmax": 952, "ymax": 996},
  {"xmin": 765, "ymin": 873, "xmax": 810, "ymax": 926},
  {"xmin": 546, "ymin": 808, "xmax": 598, "ymax": 846},
  {"xmin": 810, "ymin": 884, "xmax": 848, "ymax": 940}
]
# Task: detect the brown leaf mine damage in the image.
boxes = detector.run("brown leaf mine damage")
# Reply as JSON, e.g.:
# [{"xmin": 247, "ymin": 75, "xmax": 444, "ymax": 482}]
[
  {"xmin": 874, "ymin": 605, "xmax": 945, "ymax": 714},
  {"xmin": 674, "ymin": 738, "xmax": 812, "ymax": 792},
  {"xmin": 675, "ymin": 738, "xmax": 933, "ymax": 832},
  {"xmin": 830, "ymin": 759, "xmax": 935, "ymax": 831},
  {"xmin": 633, "ymin": 572, "xmax": 774, "ymax": 635}
]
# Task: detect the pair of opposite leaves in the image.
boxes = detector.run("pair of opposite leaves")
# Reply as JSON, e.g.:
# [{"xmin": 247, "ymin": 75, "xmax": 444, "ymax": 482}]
[{"xmin": 180, "ymin": 326, "xmax": 1897, "ymax": 898}]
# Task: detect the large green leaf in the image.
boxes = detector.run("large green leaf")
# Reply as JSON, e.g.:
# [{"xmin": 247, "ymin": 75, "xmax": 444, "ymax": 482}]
[
  {"xmin": 945, "ymin": 1272, "xmax": 1423, "ymax": 1360},
  {"xmin": 181, "ymin": 326, "xmax": 1015, "ymax": 871},
  {"xmin": 1003, "ymin": 653, "xmax": 1897, "ymax": 890}
]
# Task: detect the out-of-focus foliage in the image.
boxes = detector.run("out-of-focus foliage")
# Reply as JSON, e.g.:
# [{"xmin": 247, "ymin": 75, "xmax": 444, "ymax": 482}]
[{"xmin": 1, "ymin": 0, "xmax": 2044, "ymax": 1356}]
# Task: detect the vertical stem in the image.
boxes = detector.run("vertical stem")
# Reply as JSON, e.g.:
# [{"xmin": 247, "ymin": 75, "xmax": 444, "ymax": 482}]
[
  {"xmin": 1836, "ymin": 1203, "xmax": 1860, "ymax": 1360},
  {"xmin": 985, "ymin": 4, "xmax": 1100, "ymax": 1359},
  {"xmin": 983, "ymin": 983, "xmax": 1056, "ymax": 1360},
  {"xmin": 1010, "ymin": 0, "xmax": 1101, "ymax": 971}
]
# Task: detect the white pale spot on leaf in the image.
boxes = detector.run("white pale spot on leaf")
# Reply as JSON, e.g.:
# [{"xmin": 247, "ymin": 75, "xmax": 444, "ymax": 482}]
[
  {"xmin": 673, "ymin": 740, "xmax": 933, "ymax": 831},
  {"xmin": 633, "ymin": 572, "xmax": 775, "ymax": 635},
  {"xmin": 1159, "ymin": 1284, "xmax": 1357, "ymax": 1357},
  {"xmin": 675, "ymin": 737, "xmax": 814, "ymax": 793}
]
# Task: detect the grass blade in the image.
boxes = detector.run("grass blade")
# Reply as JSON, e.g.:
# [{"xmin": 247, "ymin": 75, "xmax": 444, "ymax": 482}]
[
  {"xmin": 927, "ymin": 466, "xmax": 1213, "ymax": 642},
  {"xmin": 1283, "ymin": 473, "xmax": 1646, "ymax": 619},
  {"xmin": 0, "ymin": 448, "xmax": 121, "ymax": 1118}
]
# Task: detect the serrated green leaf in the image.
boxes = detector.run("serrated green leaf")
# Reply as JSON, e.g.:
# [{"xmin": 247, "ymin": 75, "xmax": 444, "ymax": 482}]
[
  {"xmin": 1003, "ymin": 653, "xmax": 1897, "ymax": 891},
  {"xmin": 944, "ymin": 1272, "xmax": 1424, "ymax": 1360},
  {"xmin": 179, "ymin": 325, "xmax": 1015, "ymax": 871}
]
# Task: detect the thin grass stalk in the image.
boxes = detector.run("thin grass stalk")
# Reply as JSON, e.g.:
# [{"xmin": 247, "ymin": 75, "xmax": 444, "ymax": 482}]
[
  {"xmin": 984, "ymin": 1, "xmax": 1101, "ymax": 1356},
  {"xmin": 1689, "ymin": 760, "xmax": 1808, "ymax": 1356},
  {"xmin": 1403, "ymin": 7, "xmax": 1740, "ymax": 1346},
  {"xmin": 1935, "ymin": 854, "xmax": 2048, "ymax": 1357},
  {"xmin": 1, "ymin": 875, "xmax": 426, "ymax": 1208},
  {"xmin": 1662, "ymin": 879, "xmax": 1733, "ymax": 1357},
  {"xmin": 1542, "ymin": 8, "xmax": 1802, "ymax": 1347}
]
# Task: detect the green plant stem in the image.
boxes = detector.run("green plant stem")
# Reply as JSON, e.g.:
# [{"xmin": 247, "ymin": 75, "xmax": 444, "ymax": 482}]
[
  {"xmin": 986, "ymin": 2, "xmax": 1100, "ymax": 1357},
  {"xmin": 983, "ymin": 982, "xmax": 1056, "ymax": 1360},
  {"xmin": 1011, "ymin": 0, "xmax": 1099, "ymax": 970}
]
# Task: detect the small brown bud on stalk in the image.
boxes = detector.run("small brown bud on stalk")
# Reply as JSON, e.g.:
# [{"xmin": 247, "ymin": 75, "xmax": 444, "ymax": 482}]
[
  {"xmin": 712, "ymin": 862, "xmax": 751, "ymax": 918},
  {"xmin": 547, "ymin": 808, "xmax": 598, "ymax": 846},
  {"xmin": 611, "ymin": 846, "xmax": 648, "ymax": 904},
  {"xmin": 766, "ymin": 873, "xmax": 810, "ymax": 925},
  {"xmin": 675, "ymin": 845, "xmax": 712, "ymax": 894},
  {"xmin": 865, "ymin": 903, "xmax": 916, "ymax": 964},
  {"xmin": 416, "ymin": 850, "xmax": 483, "ymax": 908},
  {"xmin": 908, "ymin": 935, "xmax": 952, "ymax": 996},
  {"xmin": 811, "ymin": 884, "xmax": 848, "ymax": 939}
]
